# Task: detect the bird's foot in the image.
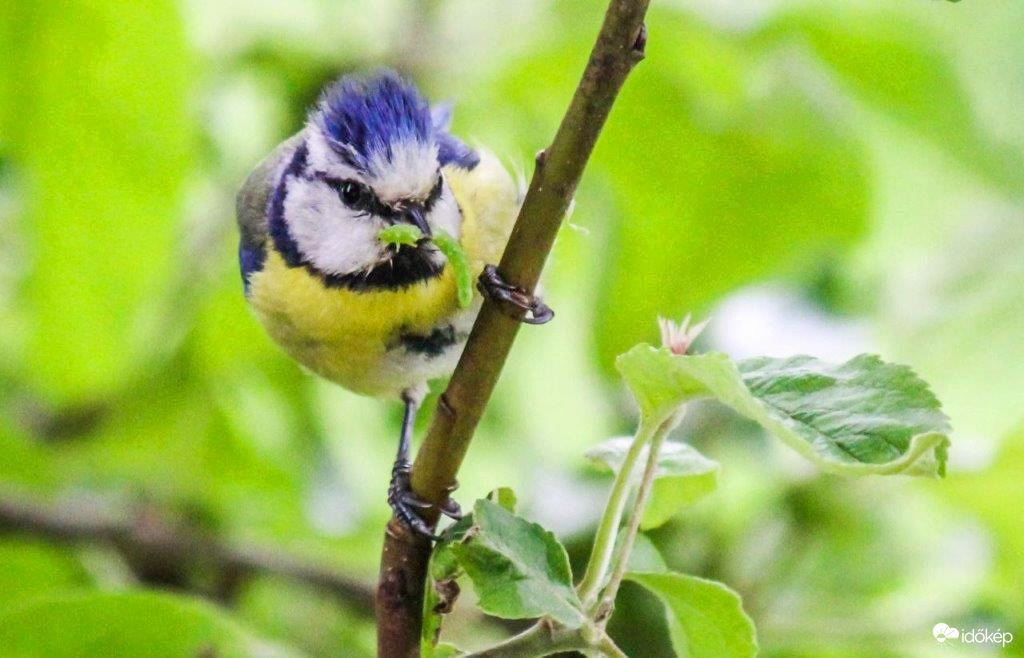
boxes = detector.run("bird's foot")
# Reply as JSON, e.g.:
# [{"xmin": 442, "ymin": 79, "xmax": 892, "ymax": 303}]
[
  {"xmin": 387, "ymin": 461, "xmax": 462, "ymax": 541},
  {"xmin": 477, "ymin": 265, "xmax": 554, "ymax": 324}
]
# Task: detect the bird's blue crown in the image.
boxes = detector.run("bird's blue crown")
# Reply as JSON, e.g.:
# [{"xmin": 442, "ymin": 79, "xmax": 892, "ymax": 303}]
[{"xmin": 311, "ymin": 70, "xmax": 478, "ymax": 174}]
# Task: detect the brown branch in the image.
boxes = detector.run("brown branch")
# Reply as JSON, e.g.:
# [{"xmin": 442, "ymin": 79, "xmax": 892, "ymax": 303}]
[
  {"xmin": 375, "ymin": 2, "xmax": 651, "ymax": 655},
  {"xmin": 0, "ymin": 491, "xmax": 376, "ymax": 612}
]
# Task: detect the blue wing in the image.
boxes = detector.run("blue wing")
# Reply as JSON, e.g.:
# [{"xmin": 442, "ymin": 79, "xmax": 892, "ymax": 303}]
[{"xmin": 239, "ymin": 242, "xmax": 266, "ymax": 294}]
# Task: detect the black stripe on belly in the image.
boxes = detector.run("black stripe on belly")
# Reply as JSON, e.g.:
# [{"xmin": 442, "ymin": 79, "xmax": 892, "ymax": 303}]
[{"xmin": 399, "ymin": 325, "xmax": 460, "ymax": 358}]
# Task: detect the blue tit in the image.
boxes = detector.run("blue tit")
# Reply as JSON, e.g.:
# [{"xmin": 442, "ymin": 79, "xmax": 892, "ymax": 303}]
[{"xmin": 236, "ymin": 70, "xmax": 551, "ymax": 536}]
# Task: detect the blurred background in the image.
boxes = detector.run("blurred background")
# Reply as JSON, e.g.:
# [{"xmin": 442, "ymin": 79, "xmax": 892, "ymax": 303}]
[{"xmin": 1, "ymin": 0, "xmax": 1022, "ymax": 655}]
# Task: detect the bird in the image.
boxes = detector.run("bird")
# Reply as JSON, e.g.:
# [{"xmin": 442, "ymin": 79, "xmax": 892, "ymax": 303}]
[{"xmin": 235, "ymin": 70, "xmax": 551, "ymax": 537}]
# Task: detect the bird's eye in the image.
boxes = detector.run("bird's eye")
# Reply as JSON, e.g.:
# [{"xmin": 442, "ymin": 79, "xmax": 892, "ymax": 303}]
[{"xmin": 339, "ymin": 181, "xmax": 366, "ymax": 208}]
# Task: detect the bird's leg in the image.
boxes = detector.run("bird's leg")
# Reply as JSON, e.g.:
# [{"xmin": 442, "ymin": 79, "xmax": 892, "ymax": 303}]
[
  {"xmin": 477, "ymin": 265, "xmax": 554, "ymax": 324},
  {"xmin": 387, "ymin": 391, "xmax": 462, "ymax": 540}
]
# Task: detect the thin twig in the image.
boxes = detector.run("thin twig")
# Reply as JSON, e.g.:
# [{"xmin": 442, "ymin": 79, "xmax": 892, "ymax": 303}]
[
  {"xmin": 576, "ymin": 419, "xmax": 654, "ymax": 606},
  {"xmin": 375, "ymin": 1, "xmax": 651, "ymax": 654},
  {"xmin": 0, "ymin": 491, "xmax": 376, "ymax": 612},
  {"xmin": 597, "ymin": 414, "xmax": 676, "ymax": 624}
]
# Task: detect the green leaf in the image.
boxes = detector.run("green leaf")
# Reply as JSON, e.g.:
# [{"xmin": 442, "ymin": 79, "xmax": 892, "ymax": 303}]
[
  {"xmin": 627, "ymin": 572, "xmax": 757, "ymax": 658},
  {"xmin": 431, "ymin": 488, "xmax": 517, "ymax": 584},
  {"xmin": 421, "ymin": 579, "xmax": 448, "ymax": 657},
  {"xmin": 617, "ymin": 346, "xmax": 950, "ymax": 477},
  {"xmin": 422, "ymin": 536, "xmax": 465, "ymax": 656},
  {"xmin": 644, "ymin": 472, "xmax": 719, "ymax": 531},
  {"xmin": 587, "ymin": 437, "xmax": 720, "ymax": 529},
  {"xmin": 586, "ymin": 436, "xmax": 715, "ymax": 482},
  {"xmin": 378, "ymin": 224, "xmax": 424, "ymax": 247},
  {"xmin": 7, "ymin": 0, "xmax": 192, "ymax": 403},
  {"xmin": 423, "ymin": 487, "xmax": 518, "ymax": 655},
  {"xmin": 621, "ymin": 533, "xmax": 668, "ymax": 575},
  {"xmin": 616, "ymin": 348, "xmax": 706, "ymax": 430},
  {"xmin": 450, "ymin": 499, "xmax": 585, "ymax": 627},
  {"xmin": 485, "ymin": 486, "xmax": 518, "ymax": 513},
  {"xmin": 432, "ymin": 644, "xmax": 464, "ymax": 658},
  {"xmin": 434, "ymin": 230, "xmax": 473, "ymax": 308},
  {"xmin": 0, "ymin": 591, "xmax": 296, "ymax": 657}
]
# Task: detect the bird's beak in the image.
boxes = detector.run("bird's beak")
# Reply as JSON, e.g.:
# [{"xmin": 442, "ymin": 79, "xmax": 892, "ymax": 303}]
[{"xmin": 403, "ymin": 204, "xmax": 432, "ymax": 238}]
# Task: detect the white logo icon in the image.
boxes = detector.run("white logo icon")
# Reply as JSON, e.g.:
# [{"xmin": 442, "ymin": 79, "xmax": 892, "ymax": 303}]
[
  {"xmin": 934, "ymin": 623, "xmax": 1014, "ymax": 647},
  {"xmin": 934, "ymin": 623, "xmax": 960, "ymax": 643}
]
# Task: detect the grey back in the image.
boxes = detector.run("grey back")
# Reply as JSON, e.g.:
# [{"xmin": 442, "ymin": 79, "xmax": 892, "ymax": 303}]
[{"xmin": 235, "ymin": 132, "xmax": 304, "ymax": 251}]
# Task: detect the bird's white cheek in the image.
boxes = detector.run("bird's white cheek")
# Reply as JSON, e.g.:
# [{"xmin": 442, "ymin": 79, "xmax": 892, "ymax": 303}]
[
  {"xmin": 429, "ymin": 188, "xmax": 462, "ymax": 239},
  {"xmin": 285, "ymin": 182, "xmax": 383, "ymax": 275}
]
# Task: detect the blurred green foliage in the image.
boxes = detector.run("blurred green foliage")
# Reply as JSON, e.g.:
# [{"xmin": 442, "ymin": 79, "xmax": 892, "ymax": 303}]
[
  {"xmin": 5, "ymin": 1, "xmax": 192, "ymax": 403},
  {"xmin": 1, "ymin": 0, "xmax": 1022, "ymax": 656},
  {"xmin": 0, "ymin": 592, "xmax": 295, "ymax": 657}
]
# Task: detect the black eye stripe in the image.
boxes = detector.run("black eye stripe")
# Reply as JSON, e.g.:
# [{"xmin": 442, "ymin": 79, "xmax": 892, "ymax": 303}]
[
  {"xmin": 424, "ymin": 174, "xmax": 444, "ymax": 211},
  {"xmin": 304, "ymin": 171, "xmax": 444, "ymax": 219},
  {"xmin": 315, "ymin": 176, "xmax": 393, "ymax": 218}
]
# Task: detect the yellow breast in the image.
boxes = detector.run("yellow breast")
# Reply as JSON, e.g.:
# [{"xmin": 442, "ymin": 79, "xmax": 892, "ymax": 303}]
[
  {"xmin": 246, "ymin": 152, "xmax": 518, "ymax": 398},
  {"xmin": 247, "ymin": 249, "xmax": 459, "ymax": 395}
]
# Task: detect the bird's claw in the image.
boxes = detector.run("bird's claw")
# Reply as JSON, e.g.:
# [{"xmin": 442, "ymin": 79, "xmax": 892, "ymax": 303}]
[
  {"xmin": 477, "ymin": 265, "xmax": 554, "ymax": 325},
  {"xmin": 387, "ymin": 461, "xmax": 462, "ymax": 541},
  {"xmin": 437, "ymin": 496, "xmax": 462, "ymax": 520}
]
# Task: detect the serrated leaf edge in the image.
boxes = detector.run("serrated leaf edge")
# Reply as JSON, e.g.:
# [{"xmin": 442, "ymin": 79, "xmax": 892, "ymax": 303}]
[
  {"xmin": 617, "ymin": 345, "xmax": 950, "ymax": 477},
  {"xmin": 452, "ymin": 500, "xmax": 586, "ymax": 628}
]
